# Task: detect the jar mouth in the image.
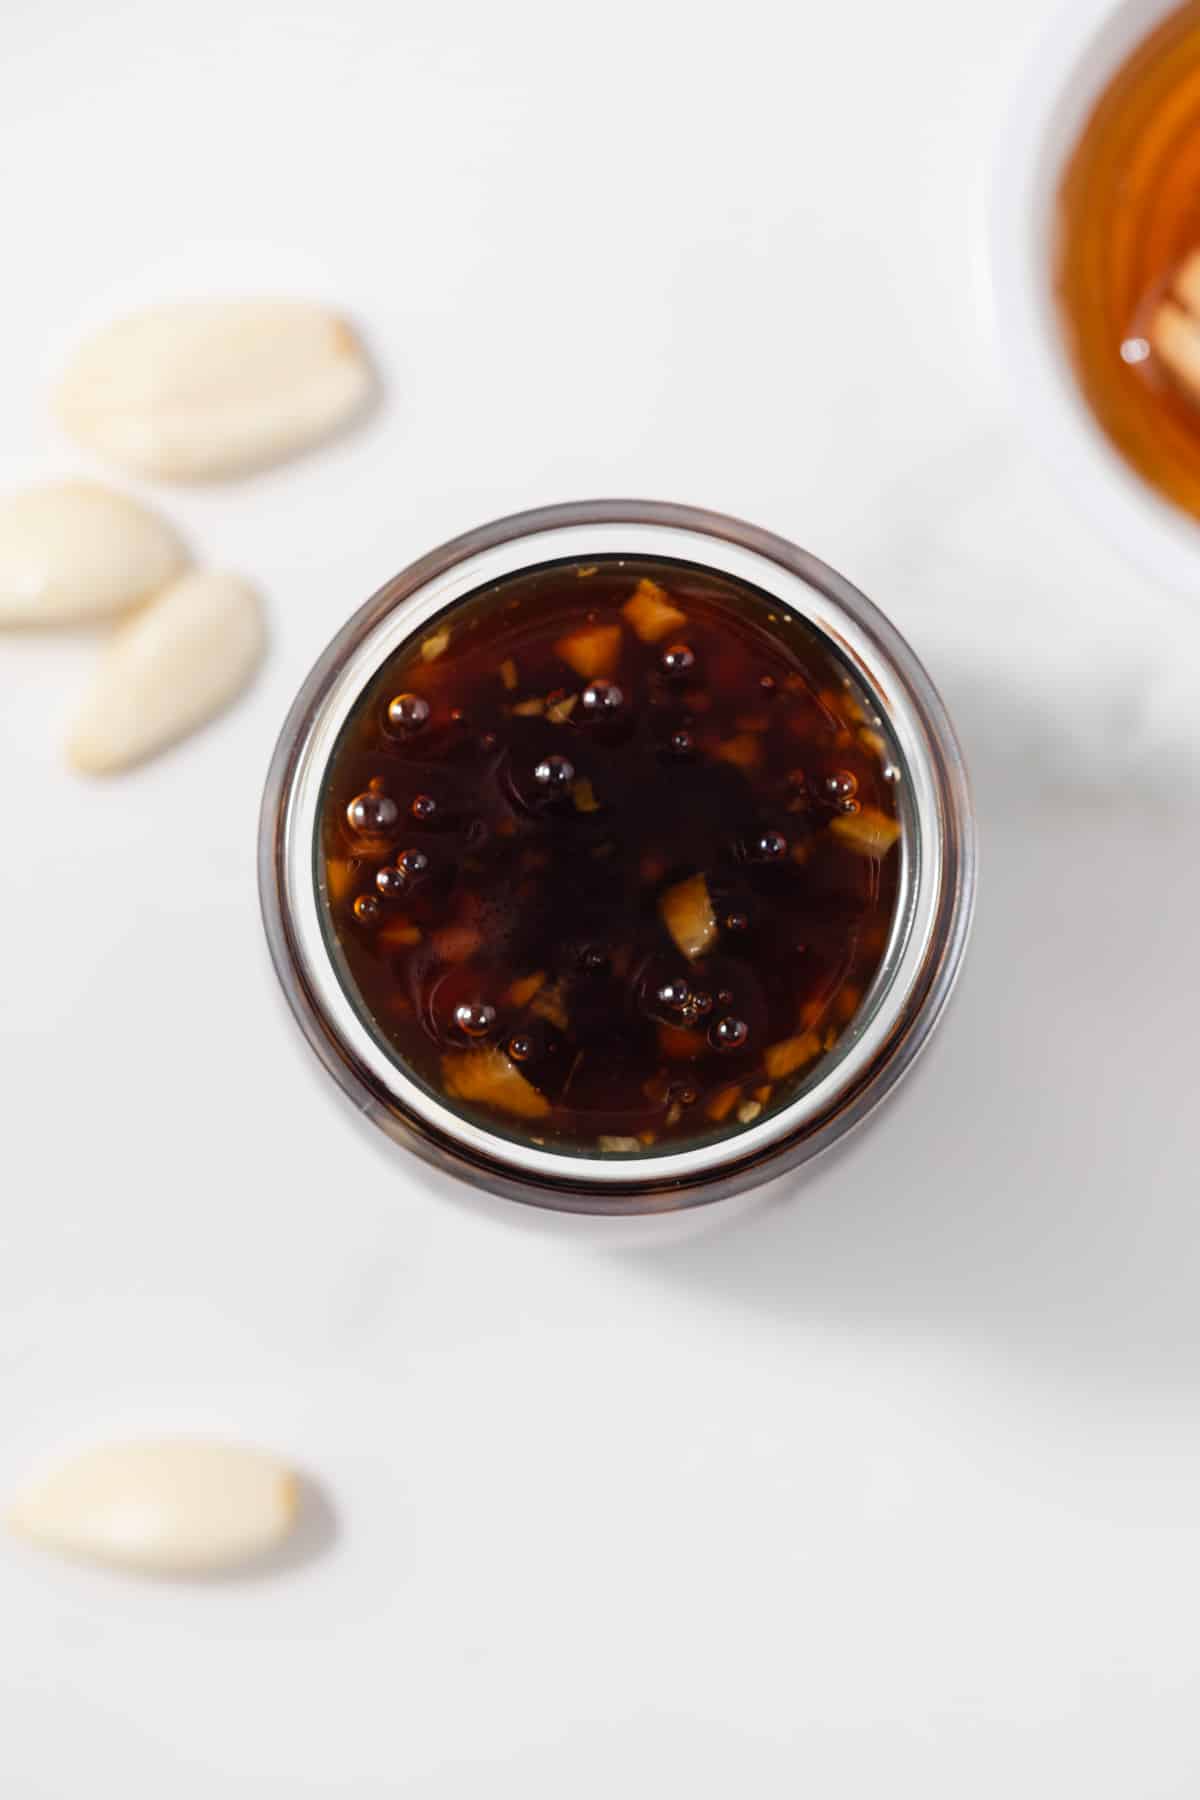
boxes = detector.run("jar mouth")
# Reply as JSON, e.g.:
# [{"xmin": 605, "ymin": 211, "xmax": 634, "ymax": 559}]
[{"xmin": 259, "ymin": 501, "xmax": 976, "ymax": 1212}]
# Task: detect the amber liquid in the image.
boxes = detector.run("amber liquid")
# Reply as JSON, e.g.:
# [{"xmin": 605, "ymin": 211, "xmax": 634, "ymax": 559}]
[
  {"xmin": 319, "ymin": 557, "xmax": 903, "ymax": 1156},
  {"xmin": 1057, "ymin": 1, "xmax": 1200, "ymax": 518}
]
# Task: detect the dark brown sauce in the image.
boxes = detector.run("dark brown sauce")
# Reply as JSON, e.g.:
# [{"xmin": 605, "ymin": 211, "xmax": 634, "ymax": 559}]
[{"xmin": 319, "ymin": 557, "xmax": 904, "ymax": 1155}]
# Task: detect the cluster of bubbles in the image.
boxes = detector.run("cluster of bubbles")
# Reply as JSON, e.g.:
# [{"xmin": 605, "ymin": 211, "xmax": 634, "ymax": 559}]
[
  {"xmin": 342, "ymin": 655, "xmax": 893, "ymax": 1093},
  {"xmin": 655, "ymin": 975, "xmax": 749, "ymax": 1054},
  {"xmin": 346, "ymin": 733, "xmax": 442, "ymax": 917},
  {"xmin": 823, "ymin": 770, "xmax": 860, "ymax": 815}
]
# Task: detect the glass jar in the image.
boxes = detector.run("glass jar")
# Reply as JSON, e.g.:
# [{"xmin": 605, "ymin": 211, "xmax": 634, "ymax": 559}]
[{"xmin": 258, "ymin": 500, "xmax": 976, "ymax": 1214}]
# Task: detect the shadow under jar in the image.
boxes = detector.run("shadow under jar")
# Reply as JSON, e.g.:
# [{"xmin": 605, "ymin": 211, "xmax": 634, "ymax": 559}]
[{"xmin": 259, "ymin": 502, "xmax": 975, "ymax": 1214}]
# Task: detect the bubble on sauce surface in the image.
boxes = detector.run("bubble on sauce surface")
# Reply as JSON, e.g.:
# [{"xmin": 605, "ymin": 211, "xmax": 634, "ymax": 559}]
[
  {"xmin": 660, "ymin": 643, "xmax": 696, "ymax": 677},
  {"xmin": 533, "ymin": 753, "xmax": 575, "ymax": 790},
  {"xmin": 710, "ymin": 1015, "xmax": 749, "ymax": 1050},
  {"xmin": 455, "ymin": 1001, "xmax": 496, "ymax": 1038},
  {"xmin": 387, "ymin": 692, "xmax": 430, "ymax": 732},
  {"xmin": 823, "ymin": 770, "xmax": 857, "ymax": 802},
  {"xmin": 347, "ymin": 790, "xmax": 398, "ymax": 835},
  {"xmin": 375, "ymin": 865, "xmax": 408, "ymax": 898},
  {"xmin": 581, "ymin": 679, "xmax": 624, "ymax": 715}
]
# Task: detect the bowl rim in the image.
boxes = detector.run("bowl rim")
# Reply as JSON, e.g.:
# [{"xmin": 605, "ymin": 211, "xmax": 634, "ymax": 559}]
[
  {"xmin": 986, "ymin": 0, "xmax": 1200, "ymax": 591},
  {"xmin": 258, "ymin": 499, "xmax": 976, "ymax": 1214}
]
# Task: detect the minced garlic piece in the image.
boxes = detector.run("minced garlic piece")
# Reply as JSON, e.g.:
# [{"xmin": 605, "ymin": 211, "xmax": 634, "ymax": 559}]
[
  {"xmin": 829, "ymin": 807, "xmax": 902, "ymax": 857},
  {"xmin": 443, "ymin": 1049, "xmax": 550, "ymax": 1120},
  {"xmin": 622, "ymin": 577, "xmax": 686, "ymax": 643},
  {"xmin": 763, "ymin": 1033, "xmax": 822, "ymax": 1080},
  {"xmin": 659, "ymin": 873, "xmax": 718, "ymax": 960},
  {"xmin": 554, "ymin": 623, "xmax": 621, "ymax": 679}
]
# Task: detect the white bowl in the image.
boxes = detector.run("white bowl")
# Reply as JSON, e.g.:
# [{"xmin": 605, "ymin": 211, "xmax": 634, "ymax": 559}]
[{"xmin": 988, "ymin": 0, "xmax": 1200, "ymax": 590}]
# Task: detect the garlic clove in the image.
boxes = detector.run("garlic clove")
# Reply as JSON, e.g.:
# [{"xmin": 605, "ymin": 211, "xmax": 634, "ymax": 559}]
[
  {"xmin": 66, "ymin": 568, "xmax": 265, "ymax": 773},
  {"xmin": 0, "ymin": 480, "xmax": 187, "ymax": 626},
  {"xmin": 5, "ymin": 1440, "xmax": 300, "ymax": 1574},
  {"xmin": 54, "ymin": 300, "xmax": 375, "ymax": 481}
]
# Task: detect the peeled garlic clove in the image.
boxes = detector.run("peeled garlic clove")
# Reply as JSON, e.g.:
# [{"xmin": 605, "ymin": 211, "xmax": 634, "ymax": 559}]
[
  {"xmin": 0, "ymin": 480, "xmax": 187, "ymax": 625},
  {"xmin": 67, "ymin": 568, "xmax": 265, "ymax": 773},
  {"xmin": 5, "ymin": 1440, "xmax": 300, "ymax": 1573},
  {"xmin": 54, "ymin": 300, "xmax": 374, "ymax": 481}
]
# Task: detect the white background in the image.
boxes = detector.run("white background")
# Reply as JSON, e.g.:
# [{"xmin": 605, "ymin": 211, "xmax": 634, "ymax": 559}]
[{"xmin": 2, "ymin": 0, "xmax": 1199, "ymax": 1794}]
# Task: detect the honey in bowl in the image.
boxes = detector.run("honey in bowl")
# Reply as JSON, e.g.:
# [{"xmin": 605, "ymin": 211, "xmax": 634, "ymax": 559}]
[
  {"xmin": 318, "ymin": 557, "xmax": 903, "ymax": 1158},
  {"xmin": 1057, "ymin": 0, "xmax": 1200, "ymax": 519}
]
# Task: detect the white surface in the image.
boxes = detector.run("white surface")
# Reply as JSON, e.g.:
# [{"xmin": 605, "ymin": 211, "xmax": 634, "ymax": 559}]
[{"xmin": 1, "ymin": 1, "xmax": 1198, "ymax": 1795}]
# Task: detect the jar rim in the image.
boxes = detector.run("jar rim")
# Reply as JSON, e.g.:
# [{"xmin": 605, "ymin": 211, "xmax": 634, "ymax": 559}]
[{"xmin": 258, "ymin": 500, "xmax": 976, "ymax": 1214}]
